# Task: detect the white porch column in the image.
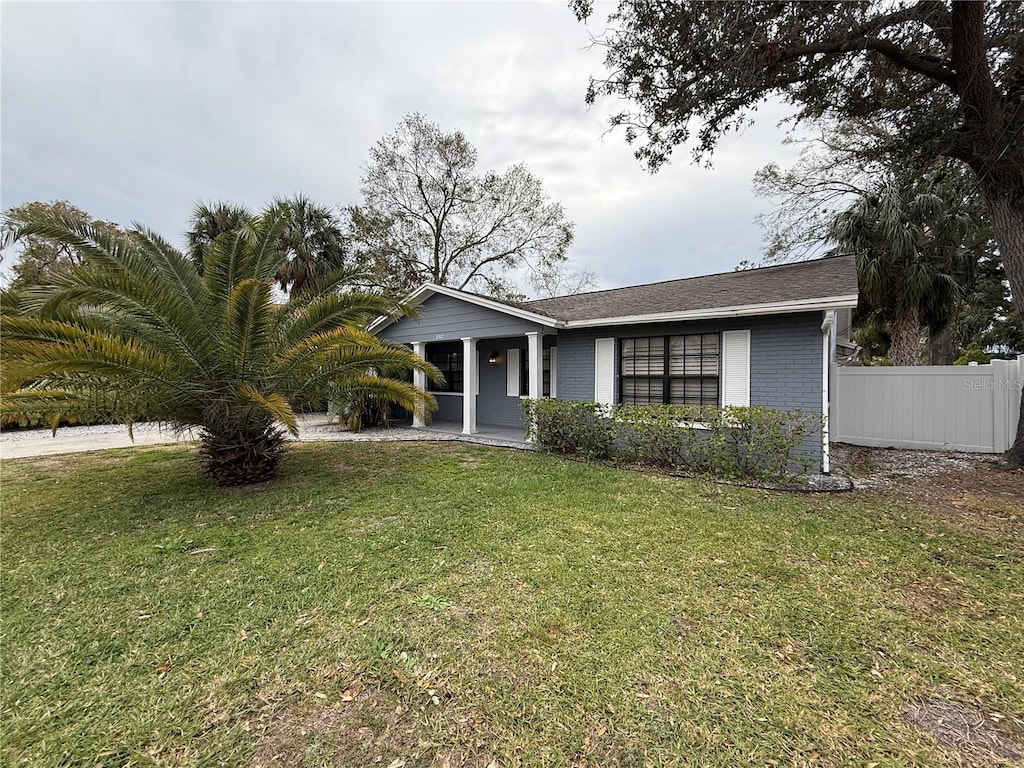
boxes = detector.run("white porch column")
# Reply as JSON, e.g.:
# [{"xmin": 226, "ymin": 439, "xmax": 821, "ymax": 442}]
[
  {"xmin": 526, "ymin": 331, "xmax": 542, "ymax": 399},
  {"xmin": 411, "ymin": 342, "xmax": 427, "ymax": 428},
  {"xmin": 461, "ymin": 336, "xmax": 477, "ymax": 434}
]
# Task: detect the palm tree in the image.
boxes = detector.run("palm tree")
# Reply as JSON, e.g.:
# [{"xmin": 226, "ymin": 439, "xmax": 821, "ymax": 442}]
[
  {"xmin": 272, "ymin": 195, "xmax": 350, "ymax": 297},
  {"xmin": 1, "ymin": 207, "xmax": 439, "ymax": 485},
  {"xmin": 187, "ymin": 198, "xmax": 354, "ymax": 298},
  {"xmin": 185, "ymin": 201, "xmax": 252, "ymax": 275},
  {"xmin": 830, "ymin": 178, "xmax": 981, "ymax": 366}
]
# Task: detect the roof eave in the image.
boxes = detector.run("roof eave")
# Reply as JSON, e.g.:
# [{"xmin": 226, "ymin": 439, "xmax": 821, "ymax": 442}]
[
  {"xmin": 561, "ymin": 295, "xmax": 859, "ymax": 328},
  {"xmin": 367, "ymin": 282, "xmax": 563, "ymax": 334}
]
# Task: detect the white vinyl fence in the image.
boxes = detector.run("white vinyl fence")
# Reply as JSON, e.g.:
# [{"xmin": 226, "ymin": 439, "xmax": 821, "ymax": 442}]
[{"xmin": 831, "ymin": 355, "xmax": 1023, "ymax": 453}]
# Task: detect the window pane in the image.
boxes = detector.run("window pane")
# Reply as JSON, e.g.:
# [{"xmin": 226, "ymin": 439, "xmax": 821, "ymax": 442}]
[
  {"xmin": 427, "ymin": 347, "xmax": 464, "ymax": 392},
  {"xmin": 543, "ymin": 348, "xmax": 551, "ymax": 397},
  {"xmin": 702, "ymin": 378, "xmax": 718, "ymax": 404},
  {"xmin": 622, "ymin": 377, "xmax": 664, "ymax": 405},
  {"xmin": 624, "ymin": 336, "xmax": 664, "ymax": 376},
  {"xmin": 668, "ymin": 337, "xmax": 685, "ymax": 375},
  {"xmin": 701, "ymin": 334, "xmax": 720, "ymax": 375},
  {"xmin": 670, "ymin": 334, "xmax": 720, "ymax": 376},
  {"xmin": 669, "ymin": 377, "xmax": 718, "ymax": 406}
]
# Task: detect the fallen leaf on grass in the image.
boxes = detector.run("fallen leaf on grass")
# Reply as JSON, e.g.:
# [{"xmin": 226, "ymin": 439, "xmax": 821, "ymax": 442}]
[{"xmin": 341, "ymin": 678, "xmax": 362, "ymax": 702}]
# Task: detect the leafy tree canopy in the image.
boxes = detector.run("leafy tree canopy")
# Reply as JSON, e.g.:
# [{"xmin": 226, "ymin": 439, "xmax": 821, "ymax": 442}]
[
  {"xmin": 829, "ymin": 174, "xmax": 982, "ymax": 364},
  {"xmin": 2, "ymin": 201, "xmax": 124, "ymax": 292},
  {"xmin": 574, "ymin": 1, "xmax": 1022, "ymax": 173},
  {"xmin": 953, "ymin": 252, "xmax": 1024, "ymax": 356},
  {"xmin": 574, "ymin": 0, "xmax": 1024, "ymax": 465},
  {"xmin": 755, "ymin": 125, "xmax": 1020, "ymax": 362},
  {"xmin": 347, "ymin": 113, "xmax": 576, "ymax": 300}
]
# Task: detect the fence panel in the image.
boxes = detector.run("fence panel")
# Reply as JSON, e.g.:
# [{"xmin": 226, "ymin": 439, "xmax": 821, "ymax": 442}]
[{"xmin": 831, "ymin": 355, "xmax": 1023, "ymax": 452}]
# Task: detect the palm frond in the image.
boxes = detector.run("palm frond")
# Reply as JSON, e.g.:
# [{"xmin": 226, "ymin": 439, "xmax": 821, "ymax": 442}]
[
  {"xmin": 276, "ymin": 291, "xmax": 409, "ymax": 348},
  {"xmin": 1, "ymin": 200, "xmax": 440, "ymax": 485},
  {"xmin": 227, "ymin": 278, "xmax": 275, "ymax": 371},
  {"xmin": 236, "ymin": 384, "xmax": 299, "ymax": 437},
  {"xmin": 327, "ymin": 374, "xmax": 437, "ymax": 423}
]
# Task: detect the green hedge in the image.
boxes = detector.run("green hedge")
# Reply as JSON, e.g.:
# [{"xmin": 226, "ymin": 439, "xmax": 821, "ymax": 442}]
[{"xmin": 522, "ymin": 399, "xmax": 821, "ymax": 481}]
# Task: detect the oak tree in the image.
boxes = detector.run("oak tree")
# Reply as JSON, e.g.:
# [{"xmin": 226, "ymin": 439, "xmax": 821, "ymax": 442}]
[
  {"xmin": 575, "ymin": 0, "xmax": 1024, "ymax": 466},
  {"xmin": 347, "ymin": 113, "xmax": 575, "ymax": 299},
  {"xmin": 2, "ymin": 201, "xmax": 123, "ymax": 291}
]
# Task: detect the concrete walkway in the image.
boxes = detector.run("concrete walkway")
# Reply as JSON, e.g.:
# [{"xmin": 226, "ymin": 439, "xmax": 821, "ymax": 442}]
[{"xmin": 0, "ymin": 414, "xmax": 531, "ymax": 460}]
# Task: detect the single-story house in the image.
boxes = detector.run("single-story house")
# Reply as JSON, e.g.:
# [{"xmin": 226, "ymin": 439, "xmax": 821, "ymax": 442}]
[{"xmin": 369, "ymin": 255, "xmax": 858, "ymax": 472}]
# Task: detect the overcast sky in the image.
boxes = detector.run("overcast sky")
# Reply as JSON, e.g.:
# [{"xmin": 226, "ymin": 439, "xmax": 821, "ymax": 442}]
[{"xmin": 1, "ymin": 0, "xmax": 803, "ymax": 294}]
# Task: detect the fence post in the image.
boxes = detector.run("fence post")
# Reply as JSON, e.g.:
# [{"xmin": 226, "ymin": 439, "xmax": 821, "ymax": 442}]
[
  {"xmin": 992, "ymin": 359, "xmax": 1010, "ymax": 451},
  {"xmin": 1009, "ymin": 355, "xmax": 1024, "ymax": 452}
]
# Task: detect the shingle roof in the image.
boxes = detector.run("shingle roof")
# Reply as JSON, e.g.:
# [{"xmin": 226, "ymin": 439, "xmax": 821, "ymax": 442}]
[{"xmin": 521, "ymin": 255, "xmax": 857, "ymax": 322}]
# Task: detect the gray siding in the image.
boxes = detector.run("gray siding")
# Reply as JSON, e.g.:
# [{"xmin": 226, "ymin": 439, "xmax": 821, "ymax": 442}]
[
  {"xmin": 379, "ymin": 293, "xmax": 547, "ymax": 343},
  {"xmin": 475, "ymin": 336, "xmax": 558, "ymax": 429},
  {"xmin": 554, "ymin": 313, "xmax": 825, "ymax": 415},
  {"xmin": 430, "ymin": 393, "xmax": 463, "ymax": 423},
  {"xmin": 476, "ymin": 339, "xmax": 527, "ymax": 429}
]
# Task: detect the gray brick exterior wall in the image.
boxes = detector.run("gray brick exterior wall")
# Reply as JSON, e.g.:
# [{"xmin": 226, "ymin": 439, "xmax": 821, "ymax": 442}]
[
  {"xmin": 554, "ymin": 313, "xmax": 826, "ymax": 467},
  {"xmin": 554, "ymin": 313, "xmax": 824, "ymax": 414},
  {"xmin": 374, "ymin": 298, "xmax": 828, "ymax": 466}
]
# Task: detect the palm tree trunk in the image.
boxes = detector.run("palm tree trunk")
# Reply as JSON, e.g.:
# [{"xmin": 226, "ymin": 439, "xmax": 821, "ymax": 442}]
[
  {"xmin": 197, "ymin": 428, "xmax": 286, "ymax": 485},
  {"xmin": 889, "ymin": 307, "xmax": 921, "ymax": 366}
]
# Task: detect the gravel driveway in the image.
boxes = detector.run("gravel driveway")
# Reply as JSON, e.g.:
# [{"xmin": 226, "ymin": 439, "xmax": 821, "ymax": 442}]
[{"xmin": 0, "ymin": 414, "xmax": 529, "ymax": 460}]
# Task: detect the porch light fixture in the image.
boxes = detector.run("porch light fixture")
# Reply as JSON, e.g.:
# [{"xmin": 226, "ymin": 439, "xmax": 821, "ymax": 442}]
[{"xmin": 488, "ymin": 350, "xmax": 500, "ymax": 366}]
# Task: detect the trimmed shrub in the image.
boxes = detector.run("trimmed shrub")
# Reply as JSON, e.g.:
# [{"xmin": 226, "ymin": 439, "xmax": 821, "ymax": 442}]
[
  {"xmin": 523, "ymin": 399, "xmax": 821, "ymax": 481},
  {"xmin": 616, "ymin": 404, "xmax": 717, "ymax": 471},
  {"xmin": 522, "ymin": 399, "xmax": 617, "ymax": 460}
]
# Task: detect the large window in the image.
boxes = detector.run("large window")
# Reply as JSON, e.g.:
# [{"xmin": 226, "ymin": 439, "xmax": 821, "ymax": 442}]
[
  {"xmin": 620, "ymin": 334, "xmax": 719, "ymax": 406},
  {"xmin": 427, "ymin": 344, "xmax": 463, "ymax": 393}
]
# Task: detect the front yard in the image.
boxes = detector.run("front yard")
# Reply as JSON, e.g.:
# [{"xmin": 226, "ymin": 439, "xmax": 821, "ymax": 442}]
[{"xmin": 2, "ymin": 442, "xmax": 1022, "ymax": 766}]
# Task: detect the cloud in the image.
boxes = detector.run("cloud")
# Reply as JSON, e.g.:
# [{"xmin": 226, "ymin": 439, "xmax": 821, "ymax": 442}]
[{"xmin": 1, "ymin": 1, "xmax": 802, "ymax": 289}]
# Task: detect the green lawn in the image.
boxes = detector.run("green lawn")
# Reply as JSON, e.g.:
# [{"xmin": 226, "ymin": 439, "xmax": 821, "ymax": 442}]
[{"xmin": 2, "ymin": 442, "xmax": 1022, "ymax": 767}]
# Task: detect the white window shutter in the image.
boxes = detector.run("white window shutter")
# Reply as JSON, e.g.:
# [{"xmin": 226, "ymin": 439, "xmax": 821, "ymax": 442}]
[
  {"xmin": 594, "ymin": 338, "xmax": 615, "ymax": 405},
  {"xmin": 720, "ymin": 330, "xmax": 751, "ymax": 407},
  {"xmin": 506, "ymin": 348, "xmax": 520, "ymax": 396},
  {"xmin": 549, "ymin": 347, "xmax": 557, "ymax": 398}
]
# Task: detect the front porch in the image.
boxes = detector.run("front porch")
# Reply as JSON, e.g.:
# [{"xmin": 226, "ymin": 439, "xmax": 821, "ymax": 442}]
[
  {"xmin": 372, "ymin": 285, "xmax": 561, "ymax": 437},
  {"xmin": 407, "ymin": 332, "xmax": 556, "ymax": 436}
]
